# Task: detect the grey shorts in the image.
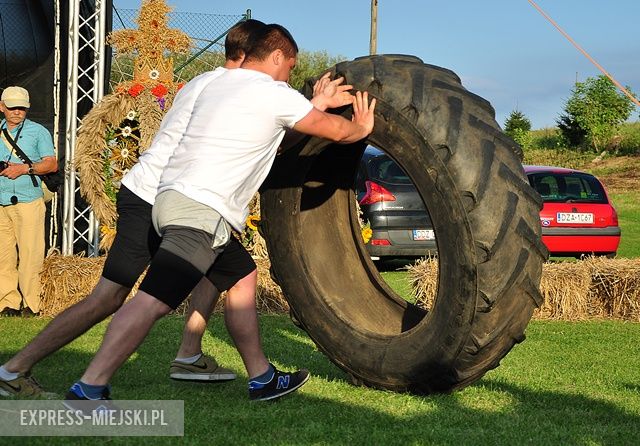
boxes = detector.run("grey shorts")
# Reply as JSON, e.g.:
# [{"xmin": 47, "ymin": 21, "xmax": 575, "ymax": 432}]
[{"xmin": 151, "ymin": 189, "xmax": 231, "ymax": 273}]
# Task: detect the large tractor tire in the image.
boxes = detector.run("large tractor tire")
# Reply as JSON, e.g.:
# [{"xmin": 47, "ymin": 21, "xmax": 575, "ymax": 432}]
[{"xmin": 260, "ymin": 55, "xmax": 547, "ymax": 394}]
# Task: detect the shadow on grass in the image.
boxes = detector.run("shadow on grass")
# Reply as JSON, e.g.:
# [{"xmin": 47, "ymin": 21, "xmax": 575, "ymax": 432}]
[{"xmin": 2, "ymin": 316, "xmax": 638, "ymax": 445}]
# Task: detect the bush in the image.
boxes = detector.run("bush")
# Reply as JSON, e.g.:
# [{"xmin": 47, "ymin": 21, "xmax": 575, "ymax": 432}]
[
  {"xmin": 504, "ymin": 110, "xmax": 532, "ymax": 149},
  {"xmin": 530, "ymin": 127, "xmax": 564, "ymax": 150},
  {"xmin": 556, "ymin": 113, "xmax": 587, "ymax": 149},
  {"xmin": 523, "ymin": 148, "xmax": 594, "ymax": 169},
  {"xmin": 527, "ymin": 122, "xmax": 640, "ymax": 157},
  {"xmin": 617, "ymin": 122, "xmax": 640, "ymax": 155},
  {"xmin": 560, "ymin": 75, "xmax": 636, "ymax": 151}
]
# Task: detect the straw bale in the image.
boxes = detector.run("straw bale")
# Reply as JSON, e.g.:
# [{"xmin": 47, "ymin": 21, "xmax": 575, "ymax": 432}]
[
  {"xmin": 253, "ymin": 258, "xmax": 288, "ymax": 313},
  {"xmin": 407, "ymin": 258, "xmax": 438, "ymax": 310},
  {"xmin": 38, "ymin": 254, "xmax": 640, "ymax": 322},
  {"xmin": 407, "ymin": 257, "xmax": 640, "ymax": 321},
  {"xmin": 585, "ymin": 257, "xmax": 640, "ymax": 321},
  {"xmin": 39, "ymin": 254, "xmax": 106, "ymax": 317},
  {"xmin": 535, "ymin": 262, "xmax": 591, "ymax": 320},
  {"xmin": 40, "ymin": 254, "xmax": 287, "ymax": 317}
]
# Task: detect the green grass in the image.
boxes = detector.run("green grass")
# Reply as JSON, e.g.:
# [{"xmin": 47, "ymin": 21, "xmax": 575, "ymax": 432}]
[
  {"xmin": 380, "ymin": 270, "xmax": 415, "ymax": 301},
  {"xmin": 528, "ymin": 121, "xmax": 640, "ymax": 155},
  {"xmin": 1, "ymin": 316, "xmax": 639, "ymax": 445},
  {"xmin": 611, "ymin": 192, "xmax": 640, "ymax": 258}
]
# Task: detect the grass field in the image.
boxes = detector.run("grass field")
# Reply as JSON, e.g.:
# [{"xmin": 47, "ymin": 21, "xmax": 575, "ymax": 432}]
[
  {"xmin": 0, "ymin": 316, "xmax": 639, "ymax": 444},
  {"xmin": 610, "ymin": 192, "xmax": 640, "ymax": 258},
  {"xmin": 2, "ymin": 142, "xmax": 638, "ymax": 443}
]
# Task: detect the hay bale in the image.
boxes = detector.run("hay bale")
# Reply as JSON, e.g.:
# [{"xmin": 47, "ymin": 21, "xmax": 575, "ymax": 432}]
[
  {"xmin": 39, "ymin": 254, "xmax": 106, "ymax": 317},
  {"xmin": 407, "ymin": 258, "xmax": 438, "ymax": 310},
  {"xmin": 407, "ymin": 257, "xmax": 640, "ymax": 321},
  {"xmin": 585, "ymin": 257, "xmax": 640, "ymax": 321},
  {"xmin": 40, "ymin": 254, "xmax": 288, "ymax": 317},
  {"xmin": 40, "ymin": 254, "xmax": 638, "ymax": 321},
  {"xmin": 535, "ymin": 262, "xmax": 591, "ymax": 320},
  {"xmin": 254, "ymin": 258, "xmax": 288, "ymax": 313}
]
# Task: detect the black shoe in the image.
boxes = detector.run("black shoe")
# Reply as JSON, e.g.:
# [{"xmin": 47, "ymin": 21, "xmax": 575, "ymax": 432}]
[
  {"xmin": 248, "ymin": 364, "xmax": 310, "ymax": 401},
  {"xmin": 0, "ymin": 308, "xmax": 21, "ymax": 317},
  {"xmin": 63, "ymin": 383, "xmax": 115, "ymax": 414}
]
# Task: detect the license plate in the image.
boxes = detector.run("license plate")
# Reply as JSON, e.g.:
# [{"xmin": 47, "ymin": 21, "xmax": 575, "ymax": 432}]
[
  {"xmin": 556, "ymin": 212, "xmax": 594, "ymax": 224},
  {"xmin": 412, "ymin": 229, "xmax": 435, "ymax": 241}
]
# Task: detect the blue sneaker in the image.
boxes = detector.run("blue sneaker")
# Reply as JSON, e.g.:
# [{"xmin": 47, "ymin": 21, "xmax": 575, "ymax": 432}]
[
  {"xmin": 248, "ymin": 364, "xmax": 310, "ymax": 401},
  {"xmin": 63, "ymin": 383, "xmax": 114, "ymax": 414}
]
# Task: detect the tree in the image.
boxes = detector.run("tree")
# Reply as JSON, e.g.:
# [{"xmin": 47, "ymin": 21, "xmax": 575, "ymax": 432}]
[
  {"xmin": 504, "ymin": 109, "xmax": 532, "ymax": 149},
  {"xmin": 556, "ymin": 113, "xmax": 586, "ymax": 149},
  {"xmin": 560, "ymin": 75, "xmax": 635, "ymax": 151},
  {"xmin": 288, "ymin": 50, "xmax": 346, "ymax": 90}
]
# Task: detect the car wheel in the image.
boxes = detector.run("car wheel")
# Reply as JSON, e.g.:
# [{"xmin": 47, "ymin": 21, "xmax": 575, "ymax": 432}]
[{"xmin": 260, "ymin": 55, "xmax": 548, "ymax": 394}]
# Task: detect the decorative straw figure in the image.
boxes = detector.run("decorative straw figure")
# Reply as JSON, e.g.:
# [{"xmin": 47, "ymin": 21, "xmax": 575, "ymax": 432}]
[{"xmin": 75, "ymin": 0, "xmax": 191, "ymax": 249}]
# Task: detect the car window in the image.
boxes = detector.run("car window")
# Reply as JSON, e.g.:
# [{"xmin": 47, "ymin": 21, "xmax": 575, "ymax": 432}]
[
  {"xmin": 527, "ymin": 172, "xmax": 608, "ymax": 204},
  {"xmin": 367, "ymin": 156, "xmax": 412, "ymax": 185},
  {"xmin": 355, "ymin": 164, "xmax": 367, "ymax": 195}
]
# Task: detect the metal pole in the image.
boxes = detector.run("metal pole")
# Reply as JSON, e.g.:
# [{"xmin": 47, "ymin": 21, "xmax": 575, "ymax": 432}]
[
  {"xmin": 62, "ymin": 0, "xmax": 108, "ymax": 256},
  {"xmin": 62, "ymin": 0, "xmax": 80, "ymax": 255},
  {"xmin": 369, "ymin": 0, "xmax": 378, "ymax": 55}
]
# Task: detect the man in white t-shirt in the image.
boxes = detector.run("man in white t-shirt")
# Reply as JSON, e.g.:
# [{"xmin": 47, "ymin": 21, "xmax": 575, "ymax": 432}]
[
  {"xmin": 68, "ymin": 23, "xmax": 376, "ymax": 402},
  {"xmin": 0, "ymin": 19, "xmax": 271, "ymax": 399}
]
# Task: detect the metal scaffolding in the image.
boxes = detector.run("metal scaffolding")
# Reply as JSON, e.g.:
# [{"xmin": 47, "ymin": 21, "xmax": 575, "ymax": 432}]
[
  {"xmin": 61, "ymin": 0, "xmax": 108, "ymax": 256},
  {"xmin": 57, "ymin": 2, "xmax": 245, "ymax": 257}
]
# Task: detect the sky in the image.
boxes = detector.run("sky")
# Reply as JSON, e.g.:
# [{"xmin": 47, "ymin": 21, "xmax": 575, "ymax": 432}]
[{"xmin": 113, "ymin": 0, "xmax": 640, "ymax": 130}]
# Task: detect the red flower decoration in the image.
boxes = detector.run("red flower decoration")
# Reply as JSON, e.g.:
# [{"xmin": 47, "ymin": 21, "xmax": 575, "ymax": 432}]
[
  {"xmin": 128, "ymin": 83, "xmax": 145, "ymax": 97},
  {"xmin": 151, "ymin": 84, "xmax": 168, "ymax": 98},
  {"xmin": 177, "ymin": 82, "xmax": 185, "ymax": 91}
]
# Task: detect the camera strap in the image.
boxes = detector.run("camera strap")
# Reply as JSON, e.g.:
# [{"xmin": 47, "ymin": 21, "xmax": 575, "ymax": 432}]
[{"xmin": 1, "ymin": 127, "xmax": 38, "ymax": 187}]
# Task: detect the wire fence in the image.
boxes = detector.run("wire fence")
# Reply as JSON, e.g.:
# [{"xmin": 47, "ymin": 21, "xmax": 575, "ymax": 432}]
[{"xmin": 109, "ymin": 7, "xmax": 249, "ymax": 89}]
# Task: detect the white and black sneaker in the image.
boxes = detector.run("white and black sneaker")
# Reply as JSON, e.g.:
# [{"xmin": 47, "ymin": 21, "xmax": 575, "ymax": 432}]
[
  {"xmin": 169, "ymin": 355, "xmax": 236, "ymax": 382},
  {"xmin": 248, "ymin": 364, "xmax": 310, "ymax": 401}
]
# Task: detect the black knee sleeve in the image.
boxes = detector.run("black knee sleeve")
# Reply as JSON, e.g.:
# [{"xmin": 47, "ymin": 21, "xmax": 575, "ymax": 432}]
[{"xmin": 139, "ymin": 248, "xmax": 203, "ymax": 309}]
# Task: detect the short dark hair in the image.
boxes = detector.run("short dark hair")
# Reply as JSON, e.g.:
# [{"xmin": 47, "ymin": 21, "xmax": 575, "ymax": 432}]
[
  {"xmin": 225, "ymin": 19, "xmax": 266, "ymax": 61},
  {"xmin": 244, "ymin": 23, "xmax": 299, "ymax": 63}
]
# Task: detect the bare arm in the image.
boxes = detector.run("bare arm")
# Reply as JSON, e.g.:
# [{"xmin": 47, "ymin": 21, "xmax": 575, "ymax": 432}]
[
  {"xmin": 293, "ymin": 91, "xmax": 376, "ymax": 144},
  {"xmin": 1, "ymin": 156, "xmax": 57, "ymax": 180}
]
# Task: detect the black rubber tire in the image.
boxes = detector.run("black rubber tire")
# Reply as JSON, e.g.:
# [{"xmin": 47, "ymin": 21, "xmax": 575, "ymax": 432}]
[{"xmin": 260, "ymin": 55, "xmax": 548, "ymax": 394}]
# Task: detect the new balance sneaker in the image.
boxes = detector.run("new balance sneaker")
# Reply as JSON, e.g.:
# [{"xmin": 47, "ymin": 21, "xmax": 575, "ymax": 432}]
[
  {"xmin": 169, "ymin": 354, "xmax": 236, "ymax": 382},
  {"xmin": 0, "ymin": 373, "xmax": 58, "ymax": 399},
  {"xmin": 64, "ymin": 383, "xmax": 115, "ymax": 414},
  {"xmin": 248, "ymin": 365, "xmax": 310, "ymax": 401}
]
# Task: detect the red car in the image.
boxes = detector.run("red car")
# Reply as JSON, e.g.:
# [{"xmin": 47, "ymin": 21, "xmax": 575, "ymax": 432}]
[{"xmin": 524, "ymin": 165, "xmax": 621, "ymax": 258}]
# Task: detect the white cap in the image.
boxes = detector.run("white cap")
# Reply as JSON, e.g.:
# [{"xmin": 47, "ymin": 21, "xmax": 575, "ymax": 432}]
[{"xmin": 1, "ymin": 86, "xmax": 30, "ymax": 108}]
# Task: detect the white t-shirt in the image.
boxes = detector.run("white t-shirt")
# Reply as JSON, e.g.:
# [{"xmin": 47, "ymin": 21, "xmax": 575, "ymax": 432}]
[
  {"xmin": 157, "ymin": 68, "xmax": 314, "ymax": 232},
  {"xmin": 121, "ymin": 67, "xmax": 227, "ymax": 204}
]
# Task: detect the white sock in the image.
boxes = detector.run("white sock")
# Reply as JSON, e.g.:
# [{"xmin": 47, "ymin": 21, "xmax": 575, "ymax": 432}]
[
  {"xmin": 0, "ymin": 365, "xmax": 19, "ymax": 381},
  {"xmin": 174, "ymin": 353, "xmax": 202, "ymax": 365}
]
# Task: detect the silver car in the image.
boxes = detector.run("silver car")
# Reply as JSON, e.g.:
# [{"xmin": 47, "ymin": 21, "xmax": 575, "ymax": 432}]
[{"xmin": 355, "ymin": 147, "xmax": 436, "ymax": 260}]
